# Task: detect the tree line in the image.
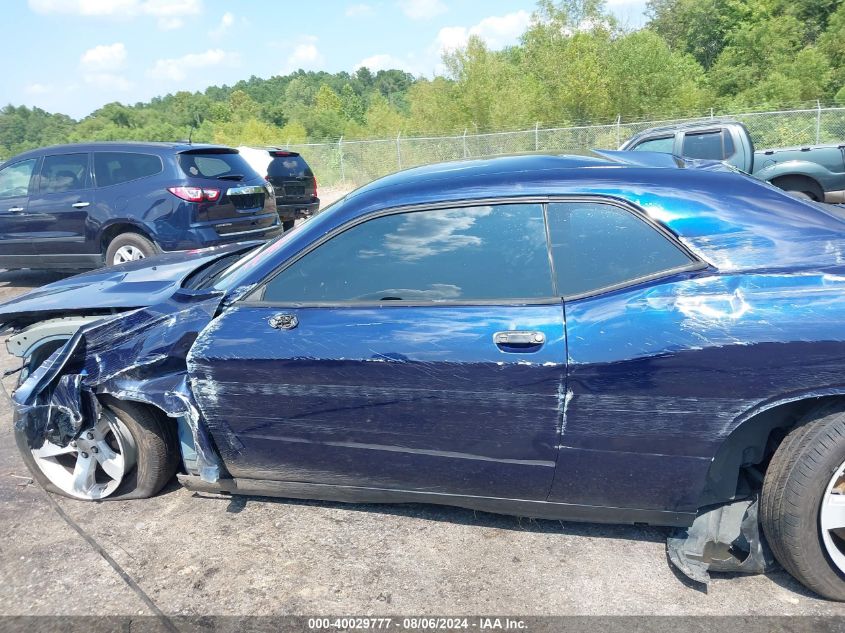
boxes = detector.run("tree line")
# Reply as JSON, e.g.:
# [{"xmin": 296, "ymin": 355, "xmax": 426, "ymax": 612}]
[{"xmin": 1, "ymin": 0, "xmax": 843, "ymax": 159}]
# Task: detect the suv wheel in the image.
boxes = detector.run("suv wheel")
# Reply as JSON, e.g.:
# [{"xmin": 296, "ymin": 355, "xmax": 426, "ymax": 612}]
[
  {"xmin": 106, "ymin": 233, "xmax": 156, "ymax": 266},
  {"xmin": 761, "ymin": 403, "xmax": 845, "ymax": 600}
]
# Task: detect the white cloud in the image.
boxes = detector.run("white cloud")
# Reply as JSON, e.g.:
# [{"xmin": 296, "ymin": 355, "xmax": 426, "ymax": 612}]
[
  {"xmin": 80, "ymin": 43, "xmax": 127, "ymax": 71},
  {"xmin": 147, "ymin": 49, "xmax": 239, "ymax": 81},
  {"xmin": 345, "ymin": 3, "xmax": 373, "ymax": 17},
  {"xmin": 28, "ymin": 0, "xmax": 201, "ymax": 29},
  {"xmin": 29, "ymin": 0, "xmax": 136, "ymax": 15},
  {"xmin": 434, "ymin": 10, "xmax": 531, "ymax": 56},
  {"xmin": 210, "ymin": 11, "xmax": 234, "ymax": 37},
  {"xmin": 280, "ymin": 36, "xmax": 324, "ymax": 74},
  {"xmin": 398, "ymin": 0, "xmax": 446, "ymax": 20}
]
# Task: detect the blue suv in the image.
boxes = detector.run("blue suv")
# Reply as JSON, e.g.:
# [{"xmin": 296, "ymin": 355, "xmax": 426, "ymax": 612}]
[{"xmin": 0, "ymin": 142, "xmax": 282, "ymax": 269}]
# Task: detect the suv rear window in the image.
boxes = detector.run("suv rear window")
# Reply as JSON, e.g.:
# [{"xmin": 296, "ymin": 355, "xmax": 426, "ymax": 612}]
[
  {"xmin": 268, "ymin": 154, "xmax": 312, "ymax": 179},
  {"xmin": 94, "ymin": 152, "xmax": 162, "ymax": 187},
  {"xmin": 178, "ymin": 152, "xmax": 257, "ymax": 179}
]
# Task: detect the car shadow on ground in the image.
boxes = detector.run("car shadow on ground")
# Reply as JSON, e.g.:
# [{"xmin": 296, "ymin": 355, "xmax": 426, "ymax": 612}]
[{"xmin": 189, "ymin": 487, "xmax": 669, "ymax": 543}]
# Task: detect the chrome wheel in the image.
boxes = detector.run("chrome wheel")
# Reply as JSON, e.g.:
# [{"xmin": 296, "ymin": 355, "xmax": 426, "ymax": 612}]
[
  {"xmin": 30, "ymin": 411, "xmax": 137, "ymax": 500},
  {"xmin": 112, "ymin": 245, "xmax": 146, "ymax": 265},
  {"xmin": 821, "ymin": 460, "xmax": 845, "ymax": 574}
]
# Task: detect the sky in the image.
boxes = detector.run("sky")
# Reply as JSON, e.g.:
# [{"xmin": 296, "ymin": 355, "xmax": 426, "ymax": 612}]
[{"xmin": 4, "ymin": 0, "xmax": 649, "ymax": 119}]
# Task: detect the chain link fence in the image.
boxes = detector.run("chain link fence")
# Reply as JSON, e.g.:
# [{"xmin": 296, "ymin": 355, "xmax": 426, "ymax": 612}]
[{"xmin": 280, "ymin": 105, "xmax": 845, "ymax": 190}]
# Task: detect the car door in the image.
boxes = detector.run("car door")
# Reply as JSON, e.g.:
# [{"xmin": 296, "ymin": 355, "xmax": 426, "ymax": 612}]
[
  {"xmin": 27, "ymin": 152, "xmax": 94, "ymax": 257},
  {"xmin": 541, "ymin": 200, "xmax": 713, "ymax": 514},
  {"xmin": 0, "ymin": 157, "xmax": 40, "ymax": 259},
  {"xmin": 189, "ymin": 202, "xmax": 567, "ymax": 500}
]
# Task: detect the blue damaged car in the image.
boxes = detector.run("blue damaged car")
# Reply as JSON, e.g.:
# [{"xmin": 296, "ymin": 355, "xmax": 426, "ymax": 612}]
[{"xmin": 4, "ymin": 152, "xmax": 845, "ymax": 600}]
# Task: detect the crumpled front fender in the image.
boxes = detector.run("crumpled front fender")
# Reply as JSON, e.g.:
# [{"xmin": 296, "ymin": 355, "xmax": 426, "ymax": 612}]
[{"xmin": 12, "ymin": 287, "xmax": 227, "ymax": 483}]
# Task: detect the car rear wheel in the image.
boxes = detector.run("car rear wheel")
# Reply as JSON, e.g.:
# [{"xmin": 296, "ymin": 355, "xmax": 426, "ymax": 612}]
[
  {"xmin": 282, "ymin": 219, "xmax": 295, "ymax": 231},
  {"xmin": 106, "ymin": 233, "xmax": 157, "ymax": 266},
  {"xmin": 761, "ymin": 403, "xmax": 845, "ymax": 600},
  {"xmin": 14, "ymin": 340, "xmax": 179, "ymax": 501}
]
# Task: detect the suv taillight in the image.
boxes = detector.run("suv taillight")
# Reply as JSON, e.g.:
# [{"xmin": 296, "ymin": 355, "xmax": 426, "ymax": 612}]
[
  {"xmin": 312, "ymin": 175, "xmax": 318, "ymax": 199},
  {"xmin": 168, "ymin": 186, "xmax": 220, "ymax": 202}
]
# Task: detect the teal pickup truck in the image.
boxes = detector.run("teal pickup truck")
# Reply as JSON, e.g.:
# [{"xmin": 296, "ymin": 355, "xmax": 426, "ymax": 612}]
[{"xmin": 620, "ymin": 120, "xmax": 845, "ymax": 202}]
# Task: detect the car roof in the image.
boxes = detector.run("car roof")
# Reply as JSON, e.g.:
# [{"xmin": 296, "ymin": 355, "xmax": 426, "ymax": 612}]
[
  {"xmin": 3, "ymin": 141, "xmax": 236, "ymax": 163},
  {"xmin": 325, "ymin": 152, "xmax": 845, "ymax": 274},
  {"xmin": 621, "ymin": 119, "xmax": 748, "ymax": 149}
]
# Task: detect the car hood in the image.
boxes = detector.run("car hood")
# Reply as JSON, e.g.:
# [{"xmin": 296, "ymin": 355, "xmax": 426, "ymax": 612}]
[{"xmin": 0, "ymin": 242, "xmax": 256, "ymax": 327}]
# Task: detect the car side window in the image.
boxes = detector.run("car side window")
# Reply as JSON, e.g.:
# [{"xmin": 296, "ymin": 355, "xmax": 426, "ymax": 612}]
[
  {"xmin": 682, "ymin": 131, "xmax": 728, "ymax": 160},
  {"xmin": 94, "ymin": 152, "xmax": 163, "ymax": 187},
  {"xmin": 39, "ymin": 153, "xmax": 89, "ymax": 194},
  {"xmin": 632, "ymin": 136, "xmax": 674, "ymax": 153},
  {"xmin": 547, "ymin": 202, "xmax": 693, "ymax": 297},
  {"xmin": 260, "ymin": 204, "xmax": 554, "ymax": 303},
  {"xmin": 0, "ymin": 159, "xmax": 38, "ymax": 199}
]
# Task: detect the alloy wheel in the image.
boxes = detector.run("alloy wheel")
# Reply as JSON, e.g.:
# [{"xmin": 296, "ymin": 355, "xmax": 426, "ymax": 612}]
[
  {"xmin": 29, "ymin": 411, "xmax": 137, "ymax": 500},
  {"xmin": 821, "ymin": 460, "xmax": 845, "ymax": 574},
  {"xmin": 112, "ymin": 245, "xmax": 146, "ymax": 265}
]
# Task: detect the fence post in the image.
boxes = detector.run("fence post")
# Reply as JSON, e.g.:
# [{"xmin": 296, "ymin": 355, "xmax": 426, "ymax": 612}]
[
  {"xmin": 710, "ymin": 108, "xmax": 714, "ymax": 119},
  {"xmin": 338, "ymin": 136, "xmax": 345, "ymax": 185},
  {"xmin": 396, "ymin": 131, "xmax": 402, "ymax": 169},
  {"xmin": 534, "ymin": 122, "xmax": 540, "ymax": 151},
  {"xmin": 615, "ymin": 115, "xmax": 621, "ymax": 148},
  {"xmin": 816, "ymin": 100, "xmax": 822, "ymax": 144},
  {"xmin": 463, "ymin": 128, "xmax": 468, "ymax": 158},
  {"xmin": 286, "ymin": 138, "xmax": 290, "ymax": 149}
]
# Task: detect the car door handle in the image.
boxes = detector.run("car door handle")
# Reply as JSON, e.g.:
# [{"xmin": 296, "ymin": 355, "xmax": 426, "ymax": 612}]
[
  {"xmin": 71, "ymin": 202, "xmax": 90, "ymax": 208},
  {"xmin": 269, "ymin": 313, "xmax": 298, "ymax": 330},
  {"xmin": 493, "ymin": 330, "xmax": 546, "ymax": 348},
  {"xmin": 7, "ymin": 206, "xmax": 24, "ymax": 213}
]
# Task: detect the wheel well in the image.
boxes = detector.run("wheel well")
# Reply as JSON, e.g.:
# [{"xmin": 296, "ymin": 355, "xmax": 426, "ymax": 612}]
[
  {"xmin": 99, "ymin": 223, "xmax": 155, "ymax": 255},
  {"xmin": 769, "ymin": 174, "xmax": 824, "ymax": 200},
  {"xmin": 698, "ymin": 395, "xmax": 845, "ymax": 508}
]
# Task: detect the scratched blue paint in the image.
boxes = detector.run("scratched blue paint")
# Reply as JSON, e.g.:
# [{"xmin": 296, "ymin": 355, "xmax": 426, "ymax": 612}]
[
  {"xmin": 188, "ymin": 304, "xmax": 566, "ymax": 500},
  {"xmin": 5, "ymin": 152, "xmax": 845, "ymax": 524}
]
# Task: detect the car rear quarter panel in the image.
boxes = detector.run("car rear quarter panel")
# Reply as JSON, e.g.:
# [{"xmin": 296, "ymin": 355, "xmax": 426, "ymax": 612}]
[{"xmin": 551, "ymin": 270, "xmax": 845, "ymax": 513}]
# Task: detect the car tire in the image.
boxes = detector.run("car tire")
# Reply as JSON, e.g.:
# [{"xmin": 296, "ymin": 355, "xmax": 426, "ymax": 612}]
[
  {"xmin": 282, "ymin": 220, "xmax": 295, "ymax": 231},
  {"xmin": 761, "ymin": 403, "xmax": 845, "ymax": 600},
  {"xmin": 105, "ymin": 232, "xmax": 157, "ymax": 266},
  {"xmin": 15, "ymin": 396, "xmax": 179, "ymax": 501}
]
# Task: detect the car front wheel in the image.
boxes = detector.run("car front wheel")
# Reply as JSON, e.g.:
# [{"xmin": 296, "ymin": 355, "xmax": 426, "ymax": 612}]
[
  {"xmin": 13, "ymin": 340, "xmax": 179, "ymax": 501},
  {"xmin": 761, "ymin": 403, "xmax": 845, "ymax": 600}
]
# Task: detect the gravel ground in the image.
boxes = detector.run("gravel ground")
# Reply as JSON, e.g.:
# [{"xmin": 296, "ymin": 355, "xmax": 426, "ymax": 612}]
[{"xmin": 0, "ymin": 267, "xmax": 844, "ymax": 619}]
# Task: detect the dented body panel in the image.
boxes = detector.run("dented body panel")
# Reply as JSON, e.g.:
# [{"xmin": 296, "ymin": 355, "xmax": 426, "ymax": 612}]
[
  {"xmin": 551, "ymin": 271, "xmax": 845, "ymax": 513},
  {"xmin": 187, "ymin": 303, "xmax": 567, "ymax": 499}
]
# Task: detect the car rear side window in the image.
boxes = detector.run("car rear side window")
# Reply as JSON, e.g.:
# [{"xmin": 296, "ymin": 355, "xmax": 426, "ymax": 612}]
[
  {"xmin": 682, "ymin": 131, "xmax": 730, "ymax": 160},
  {"xmin": 94, "ymin": 152, "xmax": 162, "ymax": 187},
  {"xmin": 260, "ymin": 204, "xmax": 554, "ymax": 303},
  {"xmin": 0, "ymin": 159, "xmax": 38, "ymax": 199},
  {"xmin": 178, "ymin": 152, "xmax": 256, "ymax": 179},
  {"xmin": 632, "ymin": 136, "xmax": 674, "ymax": 153},
  {"xmin": 39, "ymin": 153, "xmax": 89, "ymax": 193},
  {"xmin": 547, "ymin": 202, "xmax": 693, "ymax": 297},
  {"xmin": 268, "ymin": 154, "xmax": 312, "ymax": 179}
]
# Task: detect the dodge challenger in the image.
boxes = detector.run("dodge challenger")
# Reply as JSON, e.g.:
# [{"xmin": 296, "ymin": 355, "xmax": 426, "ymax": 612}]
[{"xmin": 3, "ymin": 152, "xmax": 845, "ymax": 600}]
